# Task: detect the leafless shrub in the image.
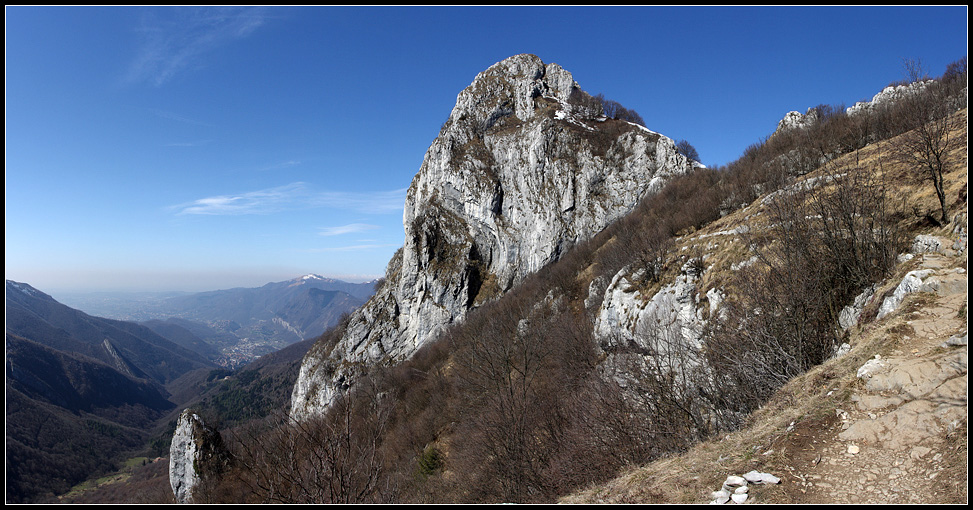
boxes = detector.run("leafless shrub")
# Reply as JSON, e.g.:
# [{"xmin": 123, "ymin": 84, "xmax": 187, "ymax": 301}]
[
  {"xmin": 703, "ymin": 155, "xmax": 905, "ymax": 413},
  {"xmin": 445, "ymin": 291, "xmax": 596, "ymax": 503},
  {"xmin": 588, "ymin": 93, "xmax": 646, "ymax": 126},
  {"xmin": 223, "ymin": 383, "xmax": 395, "ymax": 504},
  {"xmin": 567, "ymin": 87, "xmax": 604, "ymax": 119}
]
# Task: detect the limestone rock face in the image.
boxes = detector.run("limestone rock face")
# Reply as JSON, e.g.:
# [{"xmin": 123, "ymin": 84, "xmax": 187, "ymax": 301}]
[
  {"xmin": 844, "ymin": 80, "xmax": 932, "ymax": 116},
  {"xmin": 594, "ymin": 259, "xmax": 707, "ymax": 364},
  {"xmin": 876, "ymin": 269, "xmax": 935, "ymax": 320},
  {"xmin": 776, "ymin": 108, "xmax": 820, "ymax": 133},
  {"xmin": 169, "ymin": 409, "xmax": 228, "ymax": 504},
  {"xmin": 290, "ymin": 54, "xmax": 697, "ymax": 421},
  {"xmin": 839, "ymin": 284, "xmax": 878, "ymax": 331}
]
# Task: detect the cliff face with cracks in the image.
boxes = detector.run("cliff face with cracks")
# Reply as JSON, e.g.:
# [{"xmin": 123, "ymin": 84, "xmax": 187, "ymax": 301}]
[{"xmin": 290, "ymin": 54, "xmax": 698, "ymax": 421}]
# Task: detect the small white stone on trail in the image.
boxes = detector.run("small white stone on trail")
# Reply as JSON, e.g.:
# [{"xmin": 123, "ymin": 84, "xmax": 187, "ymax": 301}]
[
  {"xmin": 742, "ymin": 470, "xmax": 781, "ymax": 484},
  {"xmin": 848, "ymin": 444, "xmax": 860, "ymax": 454},
  {"xmin": 711, "ymin": 471, "xmax": 780, "ymax": 503},
  {"xmin": 724, "ymin": 475, "xmax": 747, "ymax": 487},
  {"xmin": 857, "ymin": 355, "xmax": 887, "ymax": 379}
]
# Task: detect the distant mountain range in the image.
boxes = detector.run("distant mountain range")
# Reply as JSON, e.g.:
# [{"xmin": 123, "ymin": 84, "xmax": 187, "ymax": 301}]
[
  {"xmin": 6, "ymin": 280, "xmax": 215, "ymax": 385},
  {"xmin": 158, "ymin": 274, "xmax": 374, "ymax": 340},
  {"xmin": 55, "ymin": 275, "xmax": 377, "ymax": 367}
]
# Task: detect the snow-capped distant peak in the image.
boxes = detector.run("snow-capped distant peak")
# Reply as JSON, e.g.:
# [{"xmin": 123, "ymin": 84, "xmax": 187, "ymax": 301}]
[{"xmin": 288, "ymin": 273, "xmax": 334, "ymax": 288}]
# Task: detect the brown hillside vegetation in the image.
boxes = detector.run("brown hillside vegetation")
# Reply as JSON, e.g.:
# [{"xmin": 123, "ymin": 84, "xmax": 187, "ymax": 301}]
[
  {"xmin": 57, "ymin": 73, "xmax": 967, "ymax": 505},
  {"xmin": 563, "ymin": 109, "xmax": 968, "ymax": 504}
]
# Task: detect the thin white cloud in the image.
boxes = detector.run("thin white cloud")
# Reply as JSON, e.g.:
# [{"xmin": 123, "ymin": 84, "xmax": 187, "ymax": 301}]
[
  {"xmin": 319, "ymin": 223, "xmax": 381, "ymax": 236},
  {"xmin": 308, "ymin": 244, "xmax": 401, "ymax": 253},
  {"xmin": 171, "ymin": 182, "xmax": 406, "ymax": 216},
  {"xmin": 172, "ymin": 182, "xmax": 306, "ymax": 215},
  {"xmin": 259, "ymin": 160, "xmax": 302, "ymax": 172},
  {"xmin": 313, "ymin": 188, "xmax": 408, "ymax": 214},
  {"xmin": 125, "ymin": 6, "xmax": 270, "ymax": 87}
]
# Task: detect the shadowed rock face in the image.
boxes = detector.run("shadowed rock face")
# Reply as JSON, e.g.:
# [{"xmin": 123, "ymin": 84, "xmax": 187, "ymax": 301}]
[{"xmin": 290, "ymin": 54, "xmax": 697, "ymax": 421}]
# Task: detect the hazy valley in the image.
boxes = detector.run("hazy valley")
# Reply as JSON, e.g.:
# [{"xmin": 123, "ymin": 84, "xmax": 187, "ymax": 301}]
[
  {"xmin": 4, "ymin": 275, "xmax": 373, "ymax": 502},
  {"xmin": 54, "ymin": 275, "xmax": 376, "ymax": 368}
]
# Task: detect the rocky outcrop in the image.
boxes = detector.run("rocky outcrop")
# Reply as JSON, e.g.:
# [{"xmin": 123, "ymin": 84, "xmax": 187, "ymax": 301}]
[
  {"xmin": 773, "ymin": 80, "xmax": 935, "ymax": 139},
  {"xmin": 169, "ymin": 409, "xmax": 229, "ymax": 504},
  {"xmin": 911, "ymin": 234, "xmax": 945, "ymax": 254},
  {"xmin": 101, "ymin": 338, "xmax": 137, "ymax": 379},
  {"xmin": 290, "ymin": 54, "xmax": 697, "ymax": 420},
  {"xmin": 776, "ymin": 108, "xmax": 820, "ymax": 133},
  {"xmin": 844, "ymin": 81, "xmax": 932, "ymax": 117},
  {"xmin": 839, "ymin": 285, "xmax": 878, "ymax": 331},
  {"xmin": 594, "ymin": 259, "xmax": 707, "ymax": 365},
  {"xmin": 875, "ymin": 267, "xmax": 964, "ymax": 320}
]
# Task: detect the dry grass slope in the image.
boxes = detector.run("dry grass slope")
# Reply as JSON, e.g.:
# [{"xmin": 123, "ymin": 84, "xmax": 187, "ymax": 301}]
[{"xmin": 562, "ymin": 109, "xmax": 968, "ymax": 505}]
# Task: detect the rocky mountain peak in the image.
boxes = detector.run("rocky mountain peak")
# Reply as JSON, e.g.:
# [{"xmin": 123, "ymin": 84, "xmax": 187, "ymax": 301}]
[
  {"xmin": 290, "ymin": 54, "xmax": 698, "ymax": 421},
  {"xmin": 444, "ymin": 53, "xmax": 577, "ymax": 134}
]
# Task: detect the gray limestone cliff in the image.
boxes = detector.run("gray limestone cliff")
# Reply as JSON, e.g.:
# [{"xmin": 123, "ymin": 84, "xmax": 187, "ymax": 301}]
[
  {"xmin": 290, "ymin": 54, "xmax": 697, "ymax": 421},
  {"xmin": 169, "ymin": 409, "xmax": 229, "ymax": 504}
]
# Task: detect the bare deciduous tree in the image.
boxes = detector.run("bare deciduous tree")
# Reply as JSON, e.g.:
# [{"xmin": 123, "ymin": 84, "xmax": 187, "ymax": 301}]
[
  {"xmin": 676, "ymin": 139, "xmax": 701, "ymax": 163},
  {"xmin": 567, "ymin": 88, "xmax": 604, "ymax": 119},
  {"xmin": 893, "ymin": 58, "xmax": 960, "ymax": 225}
]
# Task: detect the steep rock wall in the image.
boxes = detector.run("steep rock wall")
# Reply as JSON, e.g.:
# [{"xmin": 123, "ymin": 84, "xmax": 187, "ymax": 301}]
[{"xmin": 291, "ymin": 54, "xmax": 697, "ymax": 420}]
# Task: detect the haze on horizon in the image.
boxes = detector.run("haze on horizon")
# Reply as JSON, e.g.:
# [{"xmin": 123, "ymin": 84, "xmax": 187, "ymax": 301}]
[{"xmin": 16, "ymin": 267, "xmax": 382, "ymax": 297}]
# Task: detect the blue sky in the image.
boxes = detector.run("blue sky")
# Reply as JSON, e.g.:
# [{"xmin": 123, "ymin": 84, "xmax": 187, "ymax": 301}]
[{"xmin": 5, "ymin": 6, "xmax": 968, "ymax": 294}]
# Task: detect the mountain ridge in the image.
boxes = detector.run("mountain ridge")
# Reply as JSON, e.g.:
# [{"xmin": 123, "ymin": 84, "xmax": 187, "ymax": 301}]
[{"xmin": 6, "ymin": 280, "xmax": 215, "ymax": 385}]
